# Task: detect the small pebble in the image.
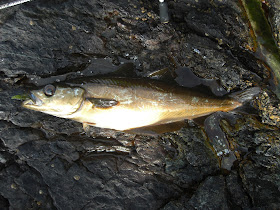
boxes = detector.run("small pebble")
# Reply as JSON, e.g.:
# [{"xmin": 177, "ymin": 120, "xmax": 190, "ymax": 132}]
[{"xmin": 11, "ymin": 183, "xmax": 17, "ymax": 189}]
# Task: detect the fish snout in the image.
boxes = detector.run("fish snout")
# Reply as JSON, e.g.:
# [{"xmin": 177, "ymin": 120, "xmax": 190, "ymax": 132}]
[{"xmin": 22, "ymin": 92, "xmax": 43, "ymax": 107}]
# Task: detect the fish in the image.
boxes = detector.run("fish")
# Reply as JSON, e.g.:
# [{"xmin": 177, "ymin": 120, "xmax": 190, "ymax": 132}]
[{"xmin": 22, "ymin": 77, "xmax": 260, "ymax": 132}]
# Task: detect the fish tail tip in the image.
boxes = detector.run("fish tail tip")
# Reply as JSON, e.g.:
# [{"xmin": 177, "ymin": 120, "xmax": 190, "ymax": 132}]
[{"xmin": 230, "ymin": 87, "xmax": 261, "ymax": 104}]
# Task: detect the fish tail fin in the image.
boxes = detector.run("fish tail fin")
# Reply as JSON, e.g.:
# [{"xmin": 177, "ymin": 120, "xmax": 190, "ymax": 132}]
[{"xmin": 229, "ymin": 87, "xmax": 261, "ymax": 104}]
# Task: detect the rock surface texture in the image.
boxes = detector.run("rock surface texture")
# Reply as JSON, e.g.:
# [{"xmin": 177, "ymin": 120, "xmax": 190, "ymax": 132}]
[{"xmin": 0, "ymin": 0, "xmax": 280, "ymax": 209}]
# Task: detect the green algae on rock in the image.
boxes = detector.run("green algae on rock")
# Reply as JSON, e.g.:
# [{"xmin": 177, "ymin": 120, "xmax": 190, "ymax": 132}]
[
  {"xmin": 11, "ymin": 94, "xmax": 30, "ymax": 101},
  {"xmin": 241, "ymin": 0, "xmax": 280, "ymax": 98}
]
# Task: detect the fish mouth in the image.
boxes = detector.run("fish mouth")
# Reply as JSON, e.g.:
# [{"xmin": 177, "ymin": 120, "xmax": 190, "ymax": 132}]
[{"xmin": 22, "ymin": 93, "xmax": 43, "ymax": 107}]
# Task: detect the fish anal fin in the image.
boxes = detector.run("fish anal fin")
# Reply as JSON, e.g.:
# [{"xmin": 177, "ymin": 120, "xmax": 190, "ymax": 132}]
[
  {"xmin": 125, "ymin": 129, "xmax": 159, "ymax": 137},
  {"xmin": 126, "ymin": 121, "xmax": 186, "ymax": 136},
  {"xmin": 87, "ymin": 98, "xmax": 119, "ymax": 109},
  {"xmin": 192, "ymin": 115, "xmax": 210, "ymax": 126}
]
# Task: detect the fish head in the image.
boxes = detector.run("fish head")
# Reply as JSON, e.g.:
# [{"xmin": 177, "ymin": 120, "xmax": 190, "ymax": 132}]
[{"xmin": 22, "ymin": 84, "xmax": 85, "ymax": 117}]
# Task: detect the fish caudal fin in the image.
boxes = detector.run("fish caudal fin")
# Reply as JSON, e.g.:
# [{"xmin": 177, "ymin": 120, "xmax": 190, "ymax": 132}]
[{"xmin": 229, "ymin": 87, "xmax": 261, "ymax": 103}]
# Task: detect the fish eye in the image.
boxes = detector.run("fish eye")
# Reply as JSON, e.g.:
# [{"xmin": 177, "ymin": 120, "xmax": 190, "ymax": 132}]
[{"xmin": 44, "ymin": 84, "xmax": 56, "ymax": 96}]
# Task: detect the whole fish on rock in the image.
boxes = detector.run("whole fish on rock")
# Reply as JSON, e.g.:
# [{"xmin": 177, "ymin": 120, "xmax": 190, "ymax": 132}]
[{"xmin": 22, "ymin": 77, "xmax": 260, "ymax": 132}]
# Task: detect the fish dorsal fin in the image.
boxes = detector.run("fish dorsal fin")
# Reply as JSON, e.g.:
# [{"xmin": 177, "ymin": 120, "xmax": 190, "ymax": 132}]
[
  {"xmin": 87, "ymin": 98, "xmax": 119, "ymax": 108},
  {"xmin": 146, "ymin": 67, "xmax": 177, "ymax": 83}
]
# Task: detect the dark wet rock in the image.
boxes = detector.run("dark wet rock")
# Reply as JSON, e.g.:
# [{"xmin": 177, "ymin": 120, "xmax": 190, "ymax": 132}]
[
  {"xmin": 203, "ymin": 112, "xmax": 252, "ymax": 171},
  {"xmin": 240, "ymin": 161, "xmax": 280, "ymax": 208},
  {"xmin": 0, "ymin": 163, "xmax": 54, "ymax": 209},
  {"xmin": 225, "ymin": 171, "xmax": 251, "ymax": 208},
  {"xmin": 163, "ymin": 127, "xmax": 219, "ymax": 187},
  {"xmin": 205, "ymin": 113, "xmax": 232, "ymax": 153},
  {"xmin": 219, "ymin": 115, "xmax": 280, "ymax": 208},
  {"xmin": 0, "ymin": 0, "xmax": 106, "ymax": 77},
  {"xmin": 266, "ymin": 0, "xmax": 280, "ymax": 47},
  {"xmin": 1, "ymin": 0, "xmax": 280, "ymax": 209},
  {"xmin": 0, "ymin": 121, "xmax": 43, "ymax": 150},
  {"xmin": 238, "ymin": 130, "xmax": 280, "ymax": 208},
  {"xmin": 187, "ymin": 176, "xmax": 229, "ymax": 209},
  {"xmin": 163, "ymin": 0, "xmax": 267, "ymax": 91},
  {"xmin": 163, "ymin": 176, "xmax": 230, "ymax": 210},
  {"xmin": 255, "ymin": 89, "xmax": 280, "ymax": 127},
  {"xmin": 16, "ymin": 139, "xmax": 182, "ymax": 209}
]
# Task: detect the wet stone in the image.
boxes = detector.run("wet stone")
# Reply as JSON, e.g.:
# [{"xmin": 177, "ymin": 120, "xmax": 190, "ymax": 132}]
[
  {"xmin": 225, "ymin": 171, "xmax": 251, "ymax": 209},
  {"xmin": 219, "ymin": 115, "xmax": 280, "ymax": 208},
  {"xmin": 0, "ymin": 164, "xmax": 53, "ymax": 209},
  {"xmin": 14, "ymin": 170, "xmax": 51, "ymax": 205},
  {"xmin": 187, "ymin": 176, "xmax": 229, "ymax": 210},
  {"xmin": 204, "ymin": 113, "xmax": 231, "ymax": 157},
  {"xmin": 267, "ymin": 0, "xmax": 280, "ymax": 47},
  {"xmin": 204, "ymin": 112, "xmax": 242, "ymax": 170},
  {"xmin": 163, "ymin": 127, "xmax": 219, "ymax": 187},
  {"xmin": 163, "ymin": 175, "xmax": 232, "ymax": 210},
  {"xmin": 0, "ymin": 121, "xmax": 43, "ymax": 150},
  {"xmin": 255, "ymin": 89, "xmax": 280, "ymax": 127},
  {"xmin": 238, "ymin": 130, "xmax": 280, "ymax": 208}
]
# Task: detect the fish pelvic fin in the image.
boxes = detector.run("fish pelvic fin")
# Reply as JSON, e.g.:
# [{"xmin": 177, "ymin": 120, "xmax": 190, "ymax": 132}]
[
  {"xmin": 125, "ymin": 121, "xmax": 186, "ymax": 136},
  {"xmin": 82, "ymin": 122, "xmax": 96, "ymax": 136},
  {"xmin": 229, "ymin": 87, "xmax": 261, "ymax": 104}
]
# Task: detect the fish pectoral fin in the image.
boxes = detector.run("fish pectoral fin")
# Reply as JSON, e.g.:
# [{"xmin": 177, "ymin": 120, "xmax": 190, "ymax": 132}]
[{"xmin": 87, "ymin": 98, "xmax": 119, "ymax": 108}]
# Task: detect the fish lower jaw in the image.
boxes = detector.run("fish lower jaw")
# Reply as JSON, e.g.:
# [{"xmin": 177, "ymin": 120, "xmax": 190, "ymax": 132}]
[
  {"xmin": 22, "ymin": 96, "xmax": 43, "ymax": 108},
  {"xmin": 22, "ymin": 100, "xmax": 42, "ymax": 110},
  {"xmin": 22, "ymin": 99, "xmax": 34, "ymax": 106}
]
